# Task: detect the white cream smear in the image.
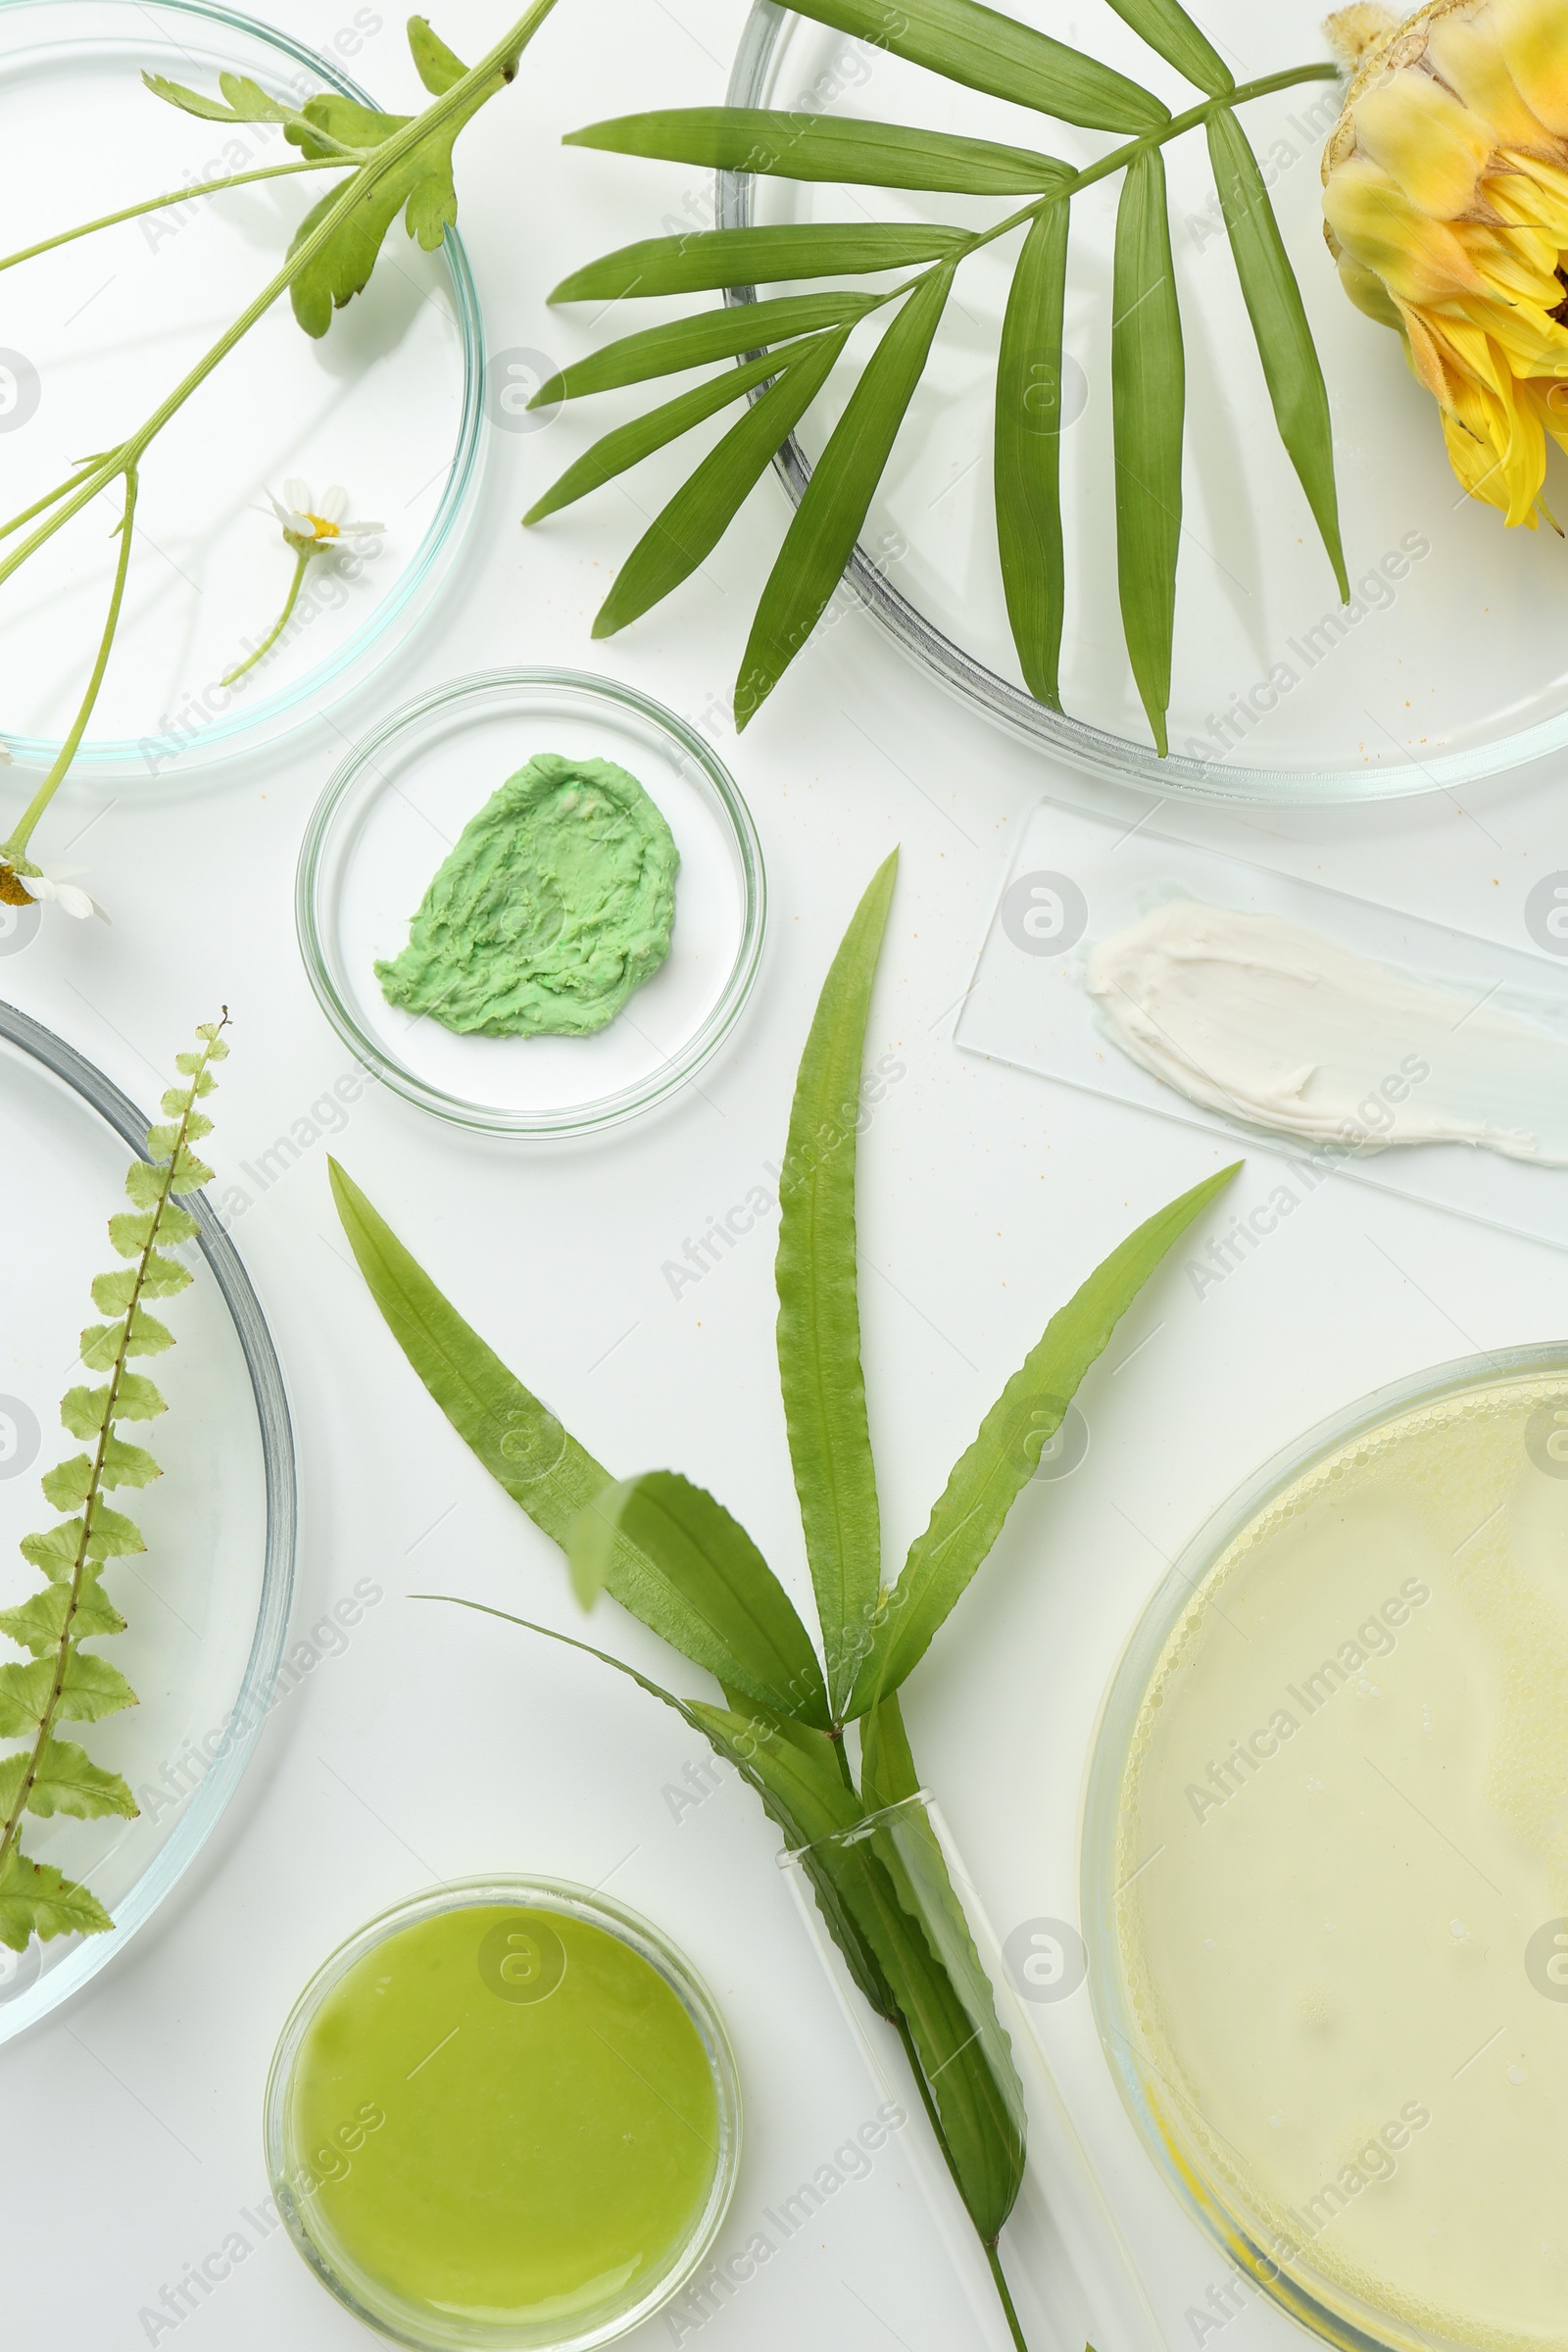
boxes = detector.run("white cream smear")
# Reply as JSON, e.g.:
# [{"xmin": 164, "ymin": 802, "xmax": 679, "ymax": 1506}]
[
  {"xmin": 1115, "ymin": 1377, "xmax": 1568, "ymax": 2352},
  {"xmin": 1085, "ymin": 900, "xmax": 1568, "ymax": 1164}
]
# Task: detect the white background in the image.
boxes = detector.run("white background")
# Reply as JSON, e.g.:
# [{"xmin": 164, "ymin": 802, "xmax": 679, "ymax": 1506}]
[{"xmin": 5, "ymin": 1, "xmax": 1568, "ymax": 2346}]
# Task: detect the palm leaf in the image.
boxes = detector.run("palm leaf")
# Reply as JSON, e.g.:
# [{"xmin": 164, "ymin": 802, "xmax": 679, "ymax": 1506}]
[
  {"xmin": 996, "ymin": 205, "xmax": 1070, "ymax": 710},
  {"xmin": 533, "ymin": 293, "xmax": 878, "ymax": 405},
  {"xmin": 1112, "ymin": 146, "xmax": 1184, "ymax": 757},
  {"xmin": 593, "ymin": 327, "xmax": 851, "ymax": 636},
  {"xmin": 1103, "ymin": 0, "xmax": 1234, "ymax": 94},
  {"xmin": 1207, "ymin": 107, "xmax": 1348, "ymax": 599},
  {"xmin": 737, "ymin": 268, "xmax": 954, "ymax": 727},
  {"xmin": 567, "ymin": 109, "xmax": 1072, "ymax": 195},
  {"xmin": 786, "ymin": 0, "xmax": 1168, "ymax": 133},
  {"xmin": 550, "ymin": 223, "xmax": 968, "ymax": 303}
]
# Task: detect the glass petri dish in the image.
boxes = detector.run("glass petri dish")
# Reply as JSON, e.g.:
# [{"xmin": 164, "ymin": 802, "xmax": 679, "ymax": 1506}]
[
  {"xmin": 1083, "ymin": 1344, "xmax": 1568, "ymax": 2352},
  {"xmin": 0, "ymin": 997, "xmax": 294, "ymax": 2038},
  {"xmin": 265, "ymin": 1876, "xmax": 742, "ymax": 2352},
  {"xmin": 719, "ymin": 4, "xmax": 1568, "ymax": 805},
  {"xmin": 296, "ymin": 669, "xmax": 766, "ymax": 1138},
  {"xmin": 0, "ymin": 0, "xmax": 482, "ymax": 784}
]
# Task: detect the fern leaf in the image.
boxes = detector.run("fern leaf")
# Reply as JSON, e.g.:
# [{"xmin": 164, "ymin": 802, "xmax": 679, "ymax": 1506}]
[{"xmin": 0, "ymin": 1851, "xmax": 112, "ymax": 1950}]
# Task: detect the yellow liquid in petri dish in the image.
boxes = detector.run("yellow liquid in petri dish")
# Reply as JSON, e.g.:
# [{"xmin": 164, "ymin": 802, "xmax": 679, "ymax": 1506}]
[{"xmin": 1113, "ymin": 1374, "xmax": 1568, "ymax": 2352}]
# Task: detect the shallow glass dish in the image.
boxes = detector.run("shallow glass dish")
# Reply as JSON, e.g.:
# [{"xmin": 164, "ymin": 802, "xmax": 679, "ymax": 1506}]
[
  {"xmin": 297, "ymin": 669, "xmax": 766, "ymax": 1137},
  {"xmin": 265, "ymin": 1876, "xmax": 742, "ymax": 2352},
  {"xmin": 722, "ymin": 3, "xmax": 1568, "ymax": 804},
  {"xmin": 1083, "ymin": 1344, "xmax": 1568, "ymax": 2352},
  {"xmin": 0, "ymin": 998, "xmax": 294, "ymax": 2037},
  {"xmin": 0, "ymin": 0, "xmax": 482, "ymax": 783}
]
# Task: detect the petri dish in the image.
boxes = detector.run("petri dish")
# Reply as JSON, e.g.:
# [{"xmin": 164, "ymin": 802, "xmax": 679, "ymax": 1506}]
[
  {"xmin": 0, "ymin": 997, "xmax": 294, "ymax": 2038},
  {"xmin": 296, "ymin": 669, "xmax": 766, "ymax": 1138},
  {"xmin": 0, "ymin": 0, "xmax": 482, "ymax": 784},
  {"xmin": 1083, "ymin": 1345, "xmax": 1568, "ymax": 2352},
  {"xmin": 265, "ymin": 1876, "xmax": 742, "ymax": 2352},
  {"xmin": 717, "ymin": 3, "xmax": 1568, "ymax": 804}
]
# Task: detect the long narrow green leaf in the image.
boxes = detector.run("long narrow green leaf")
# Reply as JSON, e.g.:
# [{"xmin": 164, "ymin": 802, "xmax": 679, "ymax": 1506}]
[
  {"xmin": 567, "ymin": 1471, "xmax": 831, "ymax": 1728},
  {"xmin": 534, "ymin": 293, "xmax": 879, "ymax": 406},
  {"xmin": 567, "ymin": 109, "xmax": 1072, "ymax": 195},
  {"xmin": 594, "ymin": 328, "xmax": 849, "ymax": 638},
  {"xmin": 1112, "ymin": 146, "xmax": 1184, "ymax": 759},
  {"xmin": 1102, "ymin": 0, "xmax": 1233, "ymax": 95},
  {"xmin": 852, "ymin": 1162, "xmax": 1241, "ymax": 1711},
  {"xmin": 525, "ymin": 341, "xmax": 808, "ymax": 524},
  {"xmin": 1207, "ymin": 107, "xmax": 1348, "ymax": 599},
  {"xmin": 328, "ymin": 1160, "xmax": 807, "ymax": 1698},
  {"xmin": 996, "ymin": 205, "xmax": 1070, "ymax": 710},
  {"xmin": 774, "ymin": 856, "xmax": 897, "ymax": 1718},
  {"xmin": 551, "ymin": 224, "xmax": 967, "ymax": 304},
  {"xmin": 737, "ymin": 267, "xmax": 954, "ymax": 728},
  {"xmin": 787, "ymin": 0, "xmax": 1168, "ymax": 132}
]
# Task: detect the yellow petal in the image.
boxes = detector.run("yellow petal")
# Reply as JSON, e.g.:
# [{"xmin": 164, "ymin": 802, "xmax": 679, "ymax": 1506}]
[
  {"xmin": 1426, "ymin": 10, "xmax": 1555, "ymax": 149},
  {"xmin": 1337, "ymin": 251, "xmax": 1406, "ymax": 327},
  {"xmin": 1323, "ymin": 155, "xmax": 1488, "ymax": 299},
  {"xmin": 1493, "ymin": 0, "xmax": 1568, "ymax": 136},
  {"xmin": 1351, "ymin": 66, "xmax": 1496, "ymax": 216}
]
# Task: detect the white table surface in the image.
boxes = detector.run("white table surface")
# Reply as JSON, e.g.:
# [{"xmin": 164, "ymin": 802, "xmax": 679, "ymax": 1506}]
[{"xmin": 5, "ymin": 3, "xmax": 1568, "ymax": 2345}]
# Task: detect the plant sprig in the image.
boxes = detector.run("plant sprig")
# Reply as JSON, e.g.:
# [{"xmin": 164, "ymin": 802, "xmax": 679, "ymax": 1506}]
[
  {"xmin": 529, "ymin": 0, "xmax": 1348, "ymax": 754},
  {"xmin": 329, "ymin": 856, "xmax": 1240, "ymax": 2346},
  {"xmin": 0, "ymin": 5, "xmax": 561, "ymax": 888},
  {"xmin": 0, "ymin": 1018, "xmax": 229, "ymax": 1955}
]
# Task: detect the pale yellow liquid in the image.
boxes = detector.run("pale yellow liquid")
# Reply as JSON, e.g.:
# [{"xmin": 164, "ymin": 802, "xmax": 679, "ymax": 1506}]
[{"xmin": 1115, "ymin": 1374, "xmax": 1568, "ymax": 2352}]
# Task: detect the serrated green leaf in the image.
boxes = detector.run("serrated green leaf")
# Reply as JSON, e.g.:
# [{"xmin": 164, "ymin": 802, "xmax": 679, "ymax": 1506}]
[
  {"xmin": 737, "ymin": 268, "xmax": 953, "ymax": 728},
  {"xmin": 20, "ymin": 1740, "xmax": 136, "ymax": 1822},
  {"xmin": 1112, "ymin": 146, "xmax": 1184, "ymax": 758},
  {"xmin": 169, "ymin": 1151, "xmax": 214, "ymax": 1195},
  {"xmin": 0, "ymin": 1658, "xmax": 54, "ymax": 1737},
  {"xmin": 568, "ymin": 1471, "xmax": 830, "ymax": 1727},
  {"xmin": 172, "ymin": 1050, "xmax": 209, "ymax": 1074},
  {"xmin": 409, "ymin": 16, "xmax": 469, "ymax": 93},
  {"xmin": 91, "ymin": 1270, "xmax": 137, "ymax": 1317},
  {"xmin": 21, "ymin": 1524, "xmax": 81, "ymax": 1582},
  {"xmin": 567, "ymin": 110, "xmax": 1071, "ymax": 195},
  {"xmin": 109, "ymin": 1373, "xmax": 166, "ymax": 1423},
  {"xmin": 1206, "ymin": 107, "xmax": 1347, "ymax": 600},
  {"xmin": 107, "ymin": 1211, "xmax": 155, "ymax": 1259},
  {"xmin": 40, "ymin": 1455, "xmax": 92, "ymax": 1511},
  {"xmin": 286, "ymin": 93, "xmax": 408, "ymax": 160},
  {"xmin": 535, "ymin": 293, "xmax": 878, "ymax": 406},
  {"xmin": 774, "ymin": 855, "xmax": 896, "ymax": 1715},
  {"xmin": 98, "ymin": 1437, "xmax": 160, "ymax": 1492},
  {"xmin": 852, "ymin": 1164, "xmax": 1241, "ymax": 1713},
  {"xmin": 58, "ymin": 1650, "xmax": 136, "ymax": 1724},
  {"xmin": 149, "ymin": 1115, "xmax": 212, "ymax": 1155},
  {"xmin": 218, "ymin": 70, "xmax": 300, "ymax": 122},
  {"xmin": 525, "ymin": 341, "xmax": 814, "ymax": 525},
  {"xmin": 61, "ymin": 1387, "xmax": 111, "ymax": 1442},
  {"xmin": 551, "ymin": 224, "xmax": 968, "ymax": 305},
  {"xmin": 140, "ymin": 69, "xmax": 290, "ymax": 125},
  {"xmin": 592, "ymin": 329, "xmax": 850, "ymax": 639},
  {"xmin": 136, "ymin": 1251, "xmax": 193, "ymax": 1301},
  {"xmin": 0, "ymin": 1848, "xmax": 112, "ymax": 1949},
  {"xmin": 84, "ymin": 1505, "xmax": 145, "ymax": 1560},
  {"xmin": 1103, "ymin": 0, "xmax": 1233, "ymax": 94},
  {"xmin": 786, "ymin": 0, "xmax": 1167, "ymax": 133},
  {"xmin": 0, "ymin": 1577, "xmax": 123, "ymax": 1656},
  {"xmin": 79, "ymin": 1322, "xmax": 123, "ymax": 1372},
  {"xmin": 996, "ymin": 204, "xmax": 1069, "ymax": 710},
  {"xmin": 123, "ymin": 1160, "xmax": 166, "ymax": 1209},
  {"xmin": 124, "ymin": 1309, "xmax": 173, "ymax": 1356},
  {"xmin": 196, "ymin": 1027, "xmax": 229, "ymax": 1054}
]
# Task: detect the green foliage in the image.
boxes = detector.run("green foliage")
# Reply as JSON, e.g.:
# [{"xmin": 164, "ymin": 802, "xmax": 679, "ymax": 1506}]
[
  {"xmin": 333, "ymin": 863, "xmax": 1242, "ymax": 2343},
  {"xmin": 532, "ymin": 1, "xmax": 1344, "ymax": 750},
  {"xmin": 0, "ymin": 1019, "xmax": 228, "ymax": 1952}
]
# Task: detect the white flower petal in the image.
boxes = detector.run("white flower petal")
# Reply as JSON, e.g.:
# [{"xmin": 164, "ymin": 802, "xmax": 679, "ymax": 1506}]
[
  {"xmin": 54, "ymin": 884, "xmax": 95, "ymax": 919},
  {"xmin": 339, "ymin": 520, "xmax": 383, "ymax": 536},
  {"xmin": 282, "ymin": 476, "xmax": 311, "ymax": 512},
  {"xmin": 19, "ymin": 873, "xmax": 55, "ymax": 903},
  {"xmin": 318, "ymin": 485, "xmax": 349, "ymax": 522}
]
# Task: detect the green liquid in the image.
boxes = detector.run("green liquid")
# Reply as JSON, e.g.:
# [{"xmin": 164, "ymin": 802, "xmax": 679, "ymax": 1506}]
[{"xmin": 287, "ymin": 1903, "xmax": 722, "ymax": 2335}]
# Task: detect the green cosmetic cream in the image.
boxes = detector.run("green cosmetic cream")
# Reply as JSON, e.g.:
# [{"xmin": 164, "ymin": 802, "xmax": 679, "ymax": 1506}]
[
  {"xmin": 270, "ymin": 1889, "xmax": 735, "ymax": 2349},
  {"xmin": 375, "ymin": 754, "xmax": 679, "ymax": 1039},
  {"xmin": 1108, "ymin": 1372, "xmax": 1568, "ymax": 2352}
]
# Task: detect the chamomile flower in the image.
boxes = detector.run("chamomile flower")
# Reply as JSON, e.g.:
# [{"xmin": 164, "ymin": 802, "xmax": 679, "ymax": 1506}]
[
  {"xmin": 0, "ymin": 861, "xmax": 105, "ymax": 921},
  {"xmin": 222, "ymin": 479, "xmax": 383, "ymax": 688}
]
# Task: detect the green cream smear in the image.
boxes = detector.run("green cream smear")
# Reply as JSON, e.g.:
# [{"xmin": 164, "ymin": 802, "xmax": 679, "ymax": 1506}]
[{"xmin": 375, "ymin": 753, "xmax": 678, "ymax": 1038}]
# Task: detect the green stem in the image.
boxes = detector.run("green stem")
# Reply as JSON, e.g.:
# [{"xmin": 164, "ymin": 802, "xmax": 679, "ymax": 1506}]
[
  {"xmin": 0, "ymin": 459, "xmax": 105, "ymax": 544},
  {"xmin": 0, "ymin": 158, "xmax": 345, "ymax": 275},
  {"xmin": 220, "ymin": 547, "xmax": 311, "ymax": 686},
  {"xmin": 0, "ymin": 1016, "xmax": 227, "ymax": 1882},
  {"xmin": 3, "ymin": 469, "xmax": 139, "ymax": 864},
  {"xmin": 984, "ymin": 2241, "xmax": 1030, "ymax": 2352}
]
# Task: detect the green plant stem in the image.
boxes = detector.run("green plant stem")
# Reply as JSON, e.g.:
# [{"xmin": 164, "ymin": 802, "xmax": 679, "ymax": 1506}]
[
  {"xmin": 985, "ymin": 2241, "xmax": 1030, "ymax": 2352},
  {"xmin": 0, "ymin": 0, "xmax": 563, "ymax": 857},
  {"xmin": 4, "ymin": 468, "xmax": 139, "ymax": 864},
  {"xmin": 0, "ymin": 1017, "xmax": 226, "ymax": 1880},
  {"xmin": 0, "ymin": 158, "xmax": 347, "ymax": 275},
  {"xmin": 0, "ymin": 460, "xmax": 104, "ymax": 543},
  {"xmin": 220, "ymin": 547, "xmax": 311, "ymax": 686}
]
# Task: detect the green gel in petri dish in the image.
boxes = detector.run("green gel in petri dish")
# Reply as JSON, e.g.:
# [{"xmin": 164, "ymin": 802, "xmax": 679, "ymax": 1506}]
[{"xmin": 267, "ymin": 1882, "xmax": 741, "ymax": 2351}]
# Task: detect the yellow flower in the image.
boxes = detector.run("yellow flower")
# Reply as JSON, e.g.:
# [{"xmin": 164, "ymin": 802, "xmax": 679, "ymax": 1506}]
[{"xmin": 1322, "ymin": 0, "xmax": 1568, "ymax": 526}]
